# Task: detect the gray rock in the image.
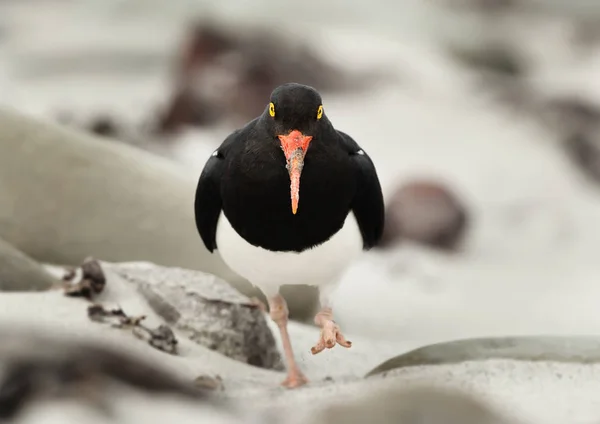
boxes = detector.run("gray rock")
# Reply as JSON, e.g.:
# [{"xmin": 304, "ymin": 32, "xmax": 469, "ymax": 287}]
[
  {"xmin": 0, "ymin": 325, "xmax": 239, "ymax": 424},
  {"xmin": 311, "ymin": 385, "xmax": 515, "ymax": 424},
  {"xmin": 104, "ymin": 262, "xmax": 283, "ymax": 371},
  {"xmin": 0, "ymin": 108, "xmax": 318, "ymax": 321},
  {"xmin": 0, "ymin": 237, "xmax": 57, "ymax": 291},
  {"xmin": 367, "ymin": 336, "xmax": 600, "ymax": 377},
  {"xmin": 448, "ymin": 44, "xmax": 525, "ymax": 78},
  {"xmin": 542, "ymin": 97, "xmax": 600, "ymax": 186},
  {"xmin": 379, "ymin": 180, "xmax": 469, "ymax": 251}
]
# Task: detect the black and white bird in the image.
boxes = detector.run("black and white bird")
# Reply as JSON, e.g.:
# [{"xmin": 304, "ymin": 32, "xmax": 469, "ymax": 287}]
[{"xmin": 194, "ymin": 83, "xmax": 384, "ymax": 388}]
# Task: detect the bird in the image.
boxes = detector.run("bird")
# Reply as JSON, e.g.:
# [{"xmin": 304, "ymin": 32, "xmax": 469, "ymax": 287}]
[{"xmin": 194, "ymin": 82, "xmax": 385, "ymax": 388}]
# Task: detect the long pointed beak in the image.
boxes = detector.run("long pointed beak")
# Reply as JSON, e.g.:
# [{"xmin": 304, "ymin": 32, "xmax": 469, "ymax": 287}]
[{"xmin": 278, "ymin": 130, "xmax": 313, "ymax": 214}]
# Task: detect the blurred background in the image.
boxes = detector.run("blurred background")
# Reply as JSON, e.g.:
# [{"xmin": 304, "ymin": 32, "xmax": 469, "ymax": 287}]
[{"xmin": 3, "ymin": 0, "xmax": 600, "ymax": 341}]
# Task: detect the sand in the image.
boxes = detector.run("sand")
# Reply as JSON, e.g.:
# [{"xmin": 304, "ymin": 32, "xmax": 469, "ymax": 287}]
[{"xmin": 3, "ymin": 266, "xmax": 600, "ymax": 424}]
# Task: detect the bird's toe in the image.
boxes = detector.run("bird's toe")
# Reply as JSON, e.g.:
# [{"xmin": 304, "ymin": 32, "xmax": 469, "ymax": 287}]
[{"xmin": 311, "ymin": 321, "xmax": 351, "ymax": 355}]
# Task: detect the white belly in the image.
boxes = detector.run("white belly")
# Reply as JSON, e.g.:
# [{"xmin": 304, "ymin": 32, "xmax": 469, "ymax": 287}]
[{"xmin": 215, "ymin": 211, "xmax": 363, "ymax": 297}]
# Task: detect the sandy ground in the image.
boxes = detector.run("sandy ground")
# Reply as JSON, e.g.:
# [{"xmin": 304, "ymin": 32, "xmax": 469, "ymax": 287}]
[{"xmin": 2, "ymin": 266, "xmax": 600, "ymax": 424}]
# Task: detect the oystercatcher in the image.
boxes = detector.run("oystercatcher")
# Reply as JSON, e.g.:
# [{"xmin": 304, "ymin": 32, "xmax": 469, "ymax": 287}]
[{"xmin": 194, "ymin": 83, "xmax": 384, "ymax": 388}]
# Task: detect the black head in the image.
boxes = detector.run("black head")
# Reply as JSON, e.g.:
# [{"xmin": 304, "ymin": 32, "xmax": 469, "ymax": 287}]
[
  {"xmin": 260, "ymin": 83, "xmax": 330, "ymax": 215},
  {"xmin": 264, "ymin": 83, "xmax": 327, "ymax": 136}
]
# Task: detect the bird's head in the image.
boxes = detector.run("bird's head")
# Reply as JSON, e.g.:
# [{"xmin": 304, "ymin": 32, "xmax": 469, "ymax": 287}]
[{"xmin": 263, "ymin": 83, "xmax": 328, "ymax": 215}]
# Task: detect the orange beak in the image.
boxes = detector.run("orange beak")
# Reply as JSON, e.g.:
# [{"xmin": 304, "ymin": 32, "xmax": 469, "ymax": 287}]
[{"xmin": 278, "ymin": 130, "xmax": 313, "ymax": 214}]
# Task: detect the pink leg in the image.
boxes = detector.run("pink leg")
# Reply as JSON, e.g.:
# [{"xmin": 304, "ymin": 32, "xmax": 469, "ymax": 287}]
[
  {"xmin": 311, "ymin": 307, "xmax": 352, "ymax": 355},
  {"xmin": 268, "ymin": 294, "xmax": 309, "ymax": 388}
]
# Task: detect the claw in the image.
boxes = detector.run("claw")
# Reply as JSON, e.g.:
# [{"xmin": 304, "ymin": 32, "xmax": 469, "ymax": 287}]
[
  {"xmin": 310, "ymin": 320, "xmax": 352, "ymax": 355},
  {"xmin": 336, "ymin": 331, "xmax": 352, "ymax": 348}
]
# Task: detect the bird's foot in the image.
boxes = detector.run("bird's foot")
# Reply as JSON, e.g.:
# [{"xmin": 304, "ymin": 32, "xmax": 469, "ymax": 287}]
[
  {"xmin": 280, "ymin": 369, "xmax": 309, "ymax": 389},
  {"xmin": 311, "ymin": 308, "xmax": 352, "ymax": 355}
]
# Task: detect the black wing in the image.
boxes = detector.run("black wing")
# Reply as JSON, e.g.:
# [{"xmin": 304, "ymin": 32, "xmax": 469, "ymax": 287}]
[
  {"xmin": 337, "ymin": 130, "xmax": 385, "ymax": 249},
  {"xmin": 194, "ymin": 131, "xmax": 239, "ymax": 252}
]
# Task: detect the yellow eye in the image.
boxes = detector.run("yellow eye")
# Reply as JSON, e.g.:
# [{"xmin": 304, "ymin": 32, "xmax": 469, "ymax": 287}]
[
  {"xmin": 317, "ymin": 105, "xmax": 323, "ymax": 120},
  {"xmin": 269, "ymin": 102, "xmax": 276, "ymax": 118}
]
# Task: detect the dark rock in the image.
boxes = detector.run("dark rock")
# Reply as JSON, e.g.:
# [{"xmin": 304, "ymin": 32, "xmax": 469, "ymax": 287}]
[
  {"xmin": 542, "ymin": 97, "xmax": 600, "ymax": 133},
  {"xmin": 440, "ymin": 0, "xmax": 519, "ymax": 13},
  {"xmin": 366, "ymin": 336, "xmax": 600, "ymax": 377},
  {"xmin": 0, "ymin": 326, "xmax": 213, "ymax": 420},
  {"xmin": 0, "ymin": 237, "xmax": 57, "ymax": 292},
  {"xmin": 61, "ymin": 267, "xmax": 77, "ymax": 281},
  {"xmin": 177, "ymin": 23, "xmax": 236, "ymax": 79},
  {"xmin": 541, "ymin": 97, "xmax": 600, "ymax": 184},
  {"xmin": 564, "ymin": 132, "xmax": 600, "ymax": 183},
  {"xmin": 134, "ymin": 323, "xmax": 179, "ymax": 355},
  {"xmin": 81, "ymin": 257, "xmax": 106, "ymax": 292},
  {"xmin": 88, "ymin": 116, "xmax": 120, "ymax": 138},
  {"xmin": 448, "ymin": 44, "xmax": 525, "ymax": 78},
  {"xmin": 155, "ymin": 20, "xmax": 362, "ymax": 133},
  {"xmin": 64, "ymin": 257, "xmax": 106, "ymax": 300},
  {"xmin": 157, "ymin": 88, "xmax": 220, "ymax": 133},
  {"xmin": 312, "ymin": 385, "xmax": 515, "ymax": 424},
  {"xmin": 103, "ymin": 262, "xmax": 283, "ymax": 371},
  {"xmin": 380, "ymin": 180, "xmax": 469, "ymax": 250}
]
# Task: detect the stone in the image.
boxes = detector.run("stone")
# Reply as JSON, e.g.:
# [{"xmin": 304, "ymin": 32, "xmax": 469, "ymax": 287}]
[
  {"xmin": 194, "ymin": 374, "xmax": 225, "ymax": 391},
  {"xmin": 157, "ymin": 88, "xmax": 219, "ymax": 133},
  {"xmin": 63, "ymin": 257, "xmax": 107, "ymax": 299},
  {"xmin": 0, "ymin": 237, "xmax": 57, "ymax": 292},
  {"xmin": 103, "ymin": 262, "xmax": 283, "ymax": 371},
  {"xmin": 0, "ymin": 108, "xmax": 320, "ymax": 321},
  {"xmin": 366, "ymin": 336, "xmax": 600, "ymax": 377},
  {"xmin": 155, "ymin": 20, "xmax": 364, "ymax": 133},
  {"xmin": 379, "ymin": 180, "xmax": 469, "ymax": 250},
  {"xmin": 88, "ymin": 115, "xmax": 121, "ymax": 139},
  {"xmin": 311, "ymin": 385, "xmax": 514, "ymax": 424},
  {"xmin": 0, "ymin": 326, "xmax": 236, "ymax": 423},
  {"xmin": 448, "ymin": 44, "xmax": 525, "ymax": 78},
  {"xmin": 541, "ymin": 97, "xmax": 600, "ymax": 185}
]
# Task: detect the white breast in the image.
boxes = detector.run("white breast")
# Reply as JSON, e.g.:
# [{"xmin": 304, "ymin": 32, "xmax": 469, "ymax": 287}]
[{"xmin": 215, "ymin": 211, "xmax": 363, "ymax": 297}]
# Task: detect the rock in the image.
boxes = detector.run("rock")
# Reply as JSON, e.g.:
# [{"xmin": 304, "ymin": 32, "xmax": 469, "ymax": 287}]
[
  {"xmin": 379, "ymin": 180, "xmax": 469, "ymax": 250},
  {"xmin": 312, "ymin": 385, "xmax": 514, "ymax": 424},
  {"xmin": 0, "ymin": 237, "xmax": 57, "ymax": 292},
  {"xmin": 357, "ymin": 336, "xmax": 600, "ymax": 424},
  {"xmin": 194, "ymin": 374, "xmax": 225, "ymax": 391},
  {"xmin": 0, "ymin": 107, "xmax": 320, "ymax": 321},
  {"xmin": 438, "ymin": 0, "xmax": 519, "ymax": 14},
  {"xmin": 563, "ymin": 132, "xmax": 600, "ymax": 184},
  {"xmin": 540, "ymin": 97, "xmax": 600, "ymax": 185},
  {"xmin": 88, "ymin": 116, "xmax": 121, "ymax": 139},
  {"xmin": 63, "ymin": 257, "xmax": 107, "ymax": 299},
  {"xmin": 155, "ymin": 20, "xmax": 363, "ymax": 133},
  {"xmin": 157, "ymin": 88, "xmax": 220, "ymax": 133},
  {"xmin": 366, "ymin": 336, "xmax": 600, "ymax": 377},
  {"xmin": 448, "ymin": 44, "xmax": 525, "ymax": 79},
  {"xmin": 0, "ymin": 325, "xmax": 236, "ymax": 423},
  {"xmin": 103, "ymin": 262, "xmax": 283, "ymax": 371}
]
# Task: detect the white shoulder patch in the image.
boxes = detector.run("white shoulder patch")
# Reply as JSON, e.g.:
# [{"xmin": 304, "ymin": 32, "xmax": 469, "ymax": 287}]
[
  {"xmin": 357, "ymin": 149, "xmax": 365, "ymax": 155},
  {"xmin": 211, "ymin": 150, "xmax": 219, "ymax": 157}
]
